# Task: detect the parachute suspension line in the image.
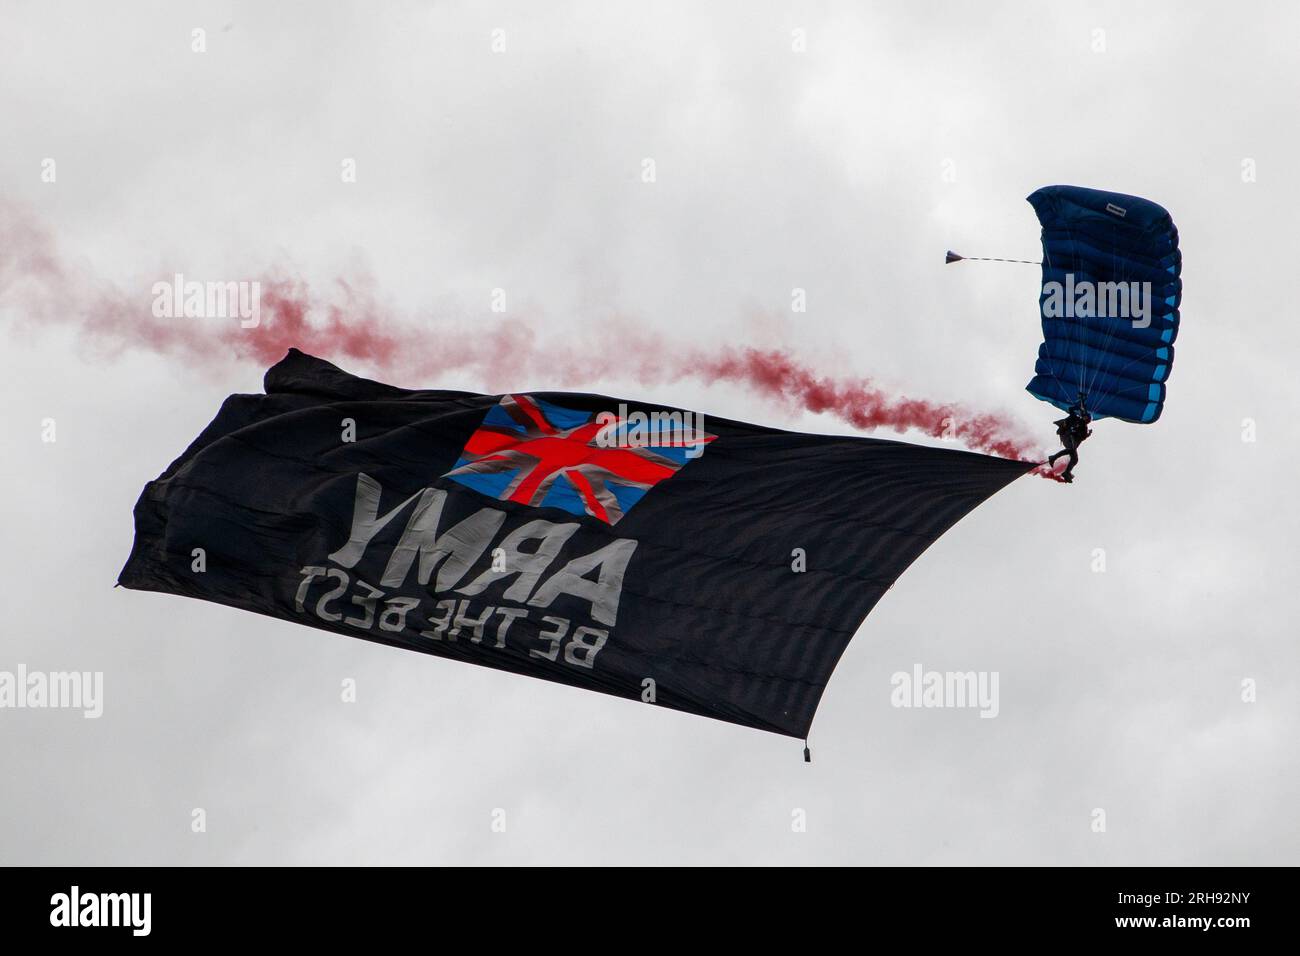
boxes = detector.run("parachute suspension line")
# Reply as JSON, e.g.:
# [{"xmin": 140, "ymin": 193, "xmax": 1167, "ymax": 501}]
[
  {"xmin": 1036, "ymin": 235, "xmax": 1079, "ymax": 412},
  {"xmin": 945, "ymin": 251, "xmax": 1040, "ymax": 265},
  {"xmin": 1083, "ymin": 226, "xmax": 1115, "ymax": 403},
  {"xmin": 1055, "ymin": 194, "xmax": 1090, "ymax": 403},
  {"xmin": 1086, "ymin": 221, "xmax": 1128, "ymax": 408}
]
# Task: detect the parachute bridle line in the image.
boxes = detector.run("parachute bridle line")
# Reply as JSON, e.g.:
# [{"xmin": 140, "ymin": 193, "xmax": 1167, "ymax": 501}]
[{"xmin": 946, "ymin": 254, "xmax": 1040, "ymax": 265}]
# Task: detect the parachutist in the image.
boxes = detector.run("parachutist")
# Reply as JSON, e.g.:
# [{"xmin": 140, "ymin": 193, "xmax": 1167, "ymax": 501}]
[{"xmin": 1047, "ymin": 400, "xmax": 1092, "ymax": 482}]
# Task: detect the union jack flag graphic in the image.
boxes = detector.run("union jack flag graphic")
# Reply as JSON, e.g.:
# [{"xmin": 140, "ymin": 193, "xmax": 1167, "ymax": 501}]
[{"xmin": 443, "ymin": 395, "xmax": 715, "ymax": 525}]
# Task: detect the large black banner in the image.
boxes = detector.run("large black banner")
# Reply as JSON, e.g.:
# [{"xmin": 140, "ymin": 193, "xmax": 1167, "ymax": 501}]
[{"xmin": 119, "ymin": 349, "xmax": 1032, "ymax": 738}]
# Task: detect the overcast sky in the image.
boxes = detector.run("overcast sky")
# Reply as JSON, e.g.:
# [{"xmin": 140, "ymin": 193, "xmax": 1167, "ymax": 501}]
[{"xmin": 1, "ymin": 0, "xmax": 1296, "ymax": 865}]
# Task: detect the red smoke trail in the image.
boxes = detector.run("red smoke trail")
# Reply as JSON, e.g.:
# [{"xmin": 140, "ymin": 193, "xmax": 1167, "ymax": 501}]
[
  {"xmin": 685, "ymin": 348, "xmax": 1042, "ymax": 461},
  {"xmin": 0, "ymin": 202, "xmax": 1057, "ymax": 475}
]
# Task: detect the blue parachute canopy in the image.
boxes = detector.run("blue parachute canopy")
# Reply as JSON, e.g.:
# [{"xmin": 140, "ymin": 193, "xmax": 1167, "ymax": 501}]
[{"xmin": 1025, "ymin": 185, "xmax": 1181, "ymax": 423}]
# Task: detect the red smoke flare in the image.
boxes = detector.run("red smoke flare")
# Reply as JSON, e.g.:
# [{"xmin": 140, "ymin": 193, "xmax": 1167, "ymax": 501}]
[{"xmin": 1, "ymin": 202, "xmax": 1056, "ymax": 475}]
